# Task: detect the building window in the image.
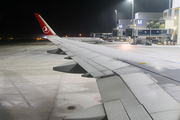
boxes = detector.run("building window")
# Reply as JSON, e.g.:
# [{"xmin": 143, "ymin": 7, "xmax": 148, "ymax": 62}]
[
  {"xmin": 164, "ymin": 12, "xmax": 167, "ymax": 19},
  {"xmin": 160, "ymin": 23, "xmax": 165, "ymax": 29},
  {"xmin": 147, "ymin": 20, "xmax": 160, "ymax": 28},
  {"xmin": 173, "ymin": 9, "xmax": 179, "ymax": 42},
  {"xmin": 168, "ymin": 9, "xmax": 172, "ymax": 19}
]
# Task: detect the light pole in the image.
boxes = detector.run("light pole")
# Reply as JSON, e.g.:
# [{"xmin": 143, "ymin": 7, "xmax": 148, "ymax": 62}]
[
  {"xmin": 115, "ymin": 10, "xmax": 117, "ymax": 28},
  {"xmin": 128, "ymin": 0, "xmax": 134, "ymax": 27},
  {"xmin": 169, "ymin": 0, "xmax": 171, "ymax": 9}
]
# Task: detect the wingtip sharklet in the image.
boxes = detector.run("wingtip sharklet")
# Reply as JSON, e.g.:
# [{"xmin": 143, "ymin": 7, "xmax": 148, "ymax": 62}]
[{"xmin": 34, "ymin": 13, "xmax": 56, "ymax": 36}]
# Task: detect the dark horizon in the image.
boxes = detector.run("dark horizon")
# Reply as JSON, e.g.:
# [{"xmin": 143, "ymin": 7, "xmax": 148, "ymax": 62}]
[{"xmin": 0, "ymin": 0, "xmax": 169, "ymax": 38}]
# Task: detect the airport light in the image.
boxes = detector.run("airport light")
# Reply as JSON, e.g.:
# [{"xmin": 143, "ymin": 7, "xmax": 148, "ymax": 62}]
[
  {"xmin": 128, "ymin": 0, "xmax": 134, "ymax": 26},
  {"xmin": 115, "ymin": 10, "xmax": 117, "ymax": 27},
  {"xmin": 37, "ymin": 38, "xmax": 42, "ymax": 40}
]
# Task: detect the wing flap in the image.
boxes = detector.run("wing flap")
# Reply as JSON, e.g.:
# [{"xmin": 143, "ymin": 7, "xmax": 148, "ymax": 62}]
[
  {"xmin": 104, "ymin": 100, "xmax": 129, "ymax": 120},
  {"xmin": 97, "ymin": 76, "xmax": 152, "ymax": 120}
]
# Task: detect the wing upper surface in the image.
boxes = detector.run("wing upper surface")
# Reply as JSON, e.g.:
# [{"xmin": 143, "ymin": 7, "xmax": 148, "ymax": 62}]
[{"xmin": 47, "ymin": 36, "xmax": 180, "ymax": 120}]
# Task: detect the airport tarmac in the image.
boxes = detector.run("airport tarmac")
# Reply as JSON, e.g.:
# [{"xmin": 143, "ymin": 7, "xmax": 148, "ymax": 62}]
[
  {"xmin": 1, "ymin": 41, "xmax": 180, "ymax": 120},
  {"xmin": 0, "ymin": 42, "xmax": 100, "ymax": 120}
]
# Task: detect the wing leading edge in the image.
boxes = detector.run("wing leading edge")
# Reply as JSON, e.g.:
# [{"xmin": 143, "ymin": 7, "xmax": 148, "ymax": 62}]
[{"xmin": 35, "ymin": 13, "xmax": 180, "ymax": 120}]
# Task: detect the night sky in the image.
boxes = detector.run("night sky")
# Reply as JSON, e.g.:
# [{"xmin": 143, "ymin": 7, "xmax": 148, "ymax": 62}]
[{"xmin": 0, "ymin": 0, "xmax": 169, "ymax": 38}]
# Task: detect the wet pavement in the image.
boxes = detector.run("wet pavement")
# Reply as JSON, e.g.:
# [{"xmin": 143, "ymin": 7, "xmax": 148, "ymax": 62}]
[
  {"xmin": 1, "ymin": 41, "xmax": 180, "ymax": 120},
  {"xmin": 0, "ymin": 43, "xmax": 100, "ymax": 120}
]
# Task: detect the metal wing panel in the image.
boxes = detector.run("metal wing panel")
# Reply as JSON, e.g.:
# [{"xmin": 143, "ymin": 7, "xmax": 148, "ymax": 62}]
[
  {"xmin": 97, "ymin": 76, "xmax": 152, "ymax": 119},
  {"xmin": 64, "ymin": 104, "xmax": 106, "ymax": 120},
  {"xmin": 151, "ymin": 110, "xmax": 180, "ymax": 120},
  {"xmin": 86, "ymin": 60, "xmax": 105, "ymax": 70},
  {"xmin": 76, "ymin": 50, "xmax": 101, "ymax": 59},
  {"xmin": 144, "ymin": 70, "xmax": 180, "ymax": 103},
  {"xmin": 91, "ymin": 56, "xmax": 129, "ymax": 70},
  {"xmin": 68, "ymin": 47, "xmax": 85, "ymax": 52},
  {"xmin": 65, "ymin": 51, "xmax": 74, "ymax": 57},
  {"xmin": 114, "ymin": 65, "xmax": 180, "ymax": 119},
  {"xmin": 121, "ymin": 73, "xmax": 180, "ymax": 113},
  {"xmin": 71, "ymin": 56, "xmax": 105, "ymax": 78},
  {"xmin": 64, "ymin": 45, "xmax": 115, "ymax": 77},
  {"xmin": 61, "ymin": 47, "xmax": 68, "ymax": 52},
  {"xmin": 101, "ymin": 70, "xmax": 114, "ymax": 76},
  {"xmin": 104, "ymin": 100, "xmax": 129, "ymax": 120},
  {"xmin": 71, "ymin": 56, "xmax": 83, "ymax": 63},
  {"xmin": 65, "ymin": 46, "xmax": 80, "ymax": 51},
  {"xmin": 85, "ymin": 60, "xmax": 114, "ymax": 76},
  {"xmin": 97, "ymin": 76, "xmax": 130, "ymax": 102}
]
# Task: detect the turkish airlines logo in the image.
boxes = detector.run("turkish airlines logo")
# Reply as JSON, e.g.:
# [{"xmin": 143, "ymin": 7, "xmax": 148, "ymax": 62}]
[{"xmin": 42, "ymin": 26, "xmax": 49, "ymax": 34}]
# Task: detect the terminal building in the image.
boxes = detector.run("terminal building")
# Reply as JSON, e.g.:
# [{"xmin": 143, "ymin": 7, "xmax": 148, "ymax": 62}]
[
  {"xmin": 163, "ymin": 0, "xmax": 180, "ymax": 44},
  {"xmin": 118, "ymin": 19, "xmax": 131, "ymax": 36},
  {"xmin": 134, "ymin": 12, "xmax": 163, "ymax": 29},
  {"xmin": 119, "ymin": 12, "xmax": 167, "ymax": 36},
  {"xmin": 133, "ymin": 12, "xmax": 168, "ymax": 38},
  {"xmin": 91, "ymin": 0, "xmax": 180, "ymax": 44},
  {"xmin": 118, "ymin": 12, "xmax": 169, "ymax": 44}
]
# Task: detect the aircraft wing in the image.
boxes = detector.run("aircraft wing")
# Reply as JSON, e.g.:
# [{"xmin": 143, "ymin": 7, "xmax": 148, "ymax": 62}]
[
  {"xmin": 62, "ymin": 37, "xmax": 104, "ymax": 44},
  {"xmin": 35, "ymin": 13, "xmax": 180, "ymax": 120}
]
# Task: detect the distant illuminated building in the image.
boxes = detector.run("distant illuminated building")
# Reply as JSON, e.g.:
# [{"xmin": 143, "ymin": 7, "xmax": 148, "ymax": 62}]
[
  {"xmin": 134, "ymin": 12, "xmax": 163, "ymax": 29},
  {"xmin": 118, "ymin": 19, "xmax": 131, "ymax": 36},
  {"xmin": 163, "ymin": 0, "xmax": 180, "ymax": 44}
]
